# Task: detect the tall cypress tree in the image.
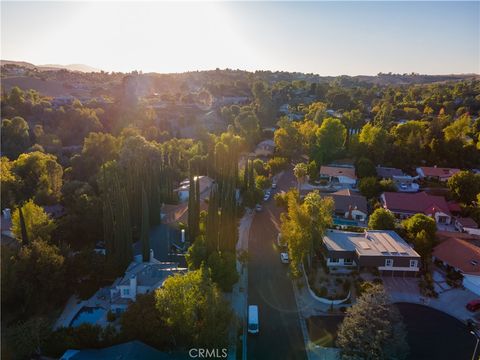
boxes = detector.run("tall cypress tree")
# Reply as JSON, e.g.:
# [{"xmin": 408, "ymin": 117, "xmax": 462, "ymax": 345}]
[
  {"xmin": 18, "ymin": 205, "xmax": 29, "ymax": 245},
  {"xmin": 141, "ymin": 185, "xmax": 150, "ymax": 262}
]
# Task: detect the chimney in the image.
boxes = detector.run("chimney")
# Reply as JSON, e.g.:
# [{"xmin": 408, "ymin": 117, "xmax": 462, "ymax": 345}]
[{"xmin": 149, "ymin": 249, "xmax": 155, "ymax": 263}]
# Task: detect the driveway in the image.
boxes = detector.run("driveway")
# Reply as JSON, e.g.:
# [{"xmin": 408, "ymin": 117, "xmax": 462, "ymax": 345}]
[{"xmin": 247, "ymin": 168, "xmax": 307, "ymax": 360}]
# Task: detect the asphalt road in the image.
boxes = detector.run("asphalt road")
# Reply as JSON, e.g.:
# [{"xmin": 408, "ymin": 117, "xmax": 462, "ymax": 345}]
[{"xmin": 247, "ymin": 168, "xmax": 307, "ymax": 360}]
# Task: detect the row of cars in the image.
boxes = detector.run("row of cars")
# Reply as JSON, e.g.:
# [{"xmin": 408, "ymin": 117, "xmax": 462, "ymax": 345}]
[{"xmin": 255, "ymin": 183, "xmax": 277, "ymax": 212}]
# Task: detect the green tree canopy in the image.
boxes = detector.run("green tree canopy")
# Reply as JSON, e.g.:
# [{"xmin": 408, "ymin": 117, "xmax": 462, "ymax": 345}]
[
  {"xmin": 12, "ymin": 200, "xmax": 56, "ymax": 243},
  {"xmin": 154, "ymin": 268, "xmax": 233, "ymax": 348},
  {"xmin": 447, "ymin": 170, "xmax": 480, "ymax": 205},
  {"xmin": 368, "ymin": 208, "xmax": 396, "ymax": 230},
  {"xmin": 337, "ymin": 284, "xmax": 409, "ymax": 360},
  {"xmin": 314, "ymin": 118, "xmax": 346, "ymax": 164}
]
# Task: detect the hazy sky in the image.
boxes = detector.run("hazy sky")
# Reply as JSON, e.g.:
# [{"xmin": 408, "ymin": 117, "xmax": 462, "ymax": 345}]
[{"xmin": 1, "ymin": 1, "xmax": 479, "ymax": 75}]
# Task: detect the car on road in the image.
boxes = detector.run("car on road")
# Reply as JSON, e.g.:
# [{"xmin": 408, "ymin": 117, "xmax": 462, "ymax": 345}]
[
  {"xmin": 263, "ymin": 194, "xmax": 270, "ymax": 201},
  {"xmin": 248, "ymin": 305, "xmax": 259, "ymax": 334},
  {"xmin": 280, "ymin": 252, "xmax": 289, "ymax": 264},
  {"xmin": 255, "ymin": 204, "xmax": 263, "ymax": 212},
  {"xmin": 466, "ymin": 299, "xmax": 480, "ymax": 312},
  {"xmin": 272, "ymin": 183, "xmax": 277, "ymax": 189}
]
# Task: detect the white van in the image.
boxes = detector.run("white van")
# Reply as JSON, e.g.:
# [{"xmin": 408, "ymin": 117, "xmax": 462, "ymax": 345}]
[{"xmin": 248, "ymin": 305, "xmax": 259, "ymax": 334}]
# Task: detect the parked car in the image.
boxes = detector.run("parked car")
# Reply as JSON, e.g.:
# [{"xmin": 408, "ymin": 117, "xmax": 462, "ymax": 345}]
[
  {"xmin": 467, "ymin": 299, "xmax": 480, "ymax": 312},
  {"xmin": 280, "ymin": 252, "xmax": 289, "ymax": 264},
  {"xmin": 248, "ymin": 305, "xmax": 259, "ymax": 334},
  {"xmin": 272, "ymin": 183, "xmax": 277, "ymax": 189},
  {"xmin": 263, "ymin": 194, "xmax": 270, "ymax": 201},
  {"xmin": 255, "ymin": 204, "xmax": 263, "ymax": 212}
]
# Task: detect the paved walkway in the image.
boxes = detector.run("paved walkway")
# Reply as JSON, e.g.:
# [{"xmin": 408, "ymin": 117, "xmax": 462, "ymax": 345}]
[{"xmin": 227, "ymin": 211, "xmax": 254, "ymax": 360}]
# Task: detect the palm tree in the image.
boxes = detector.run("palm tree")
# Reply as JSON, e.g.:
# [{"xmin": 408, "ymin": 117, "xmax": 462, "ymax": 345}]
[{"xmin": 293, "ymin": 162, "xmax": 308, "ymax": 194}]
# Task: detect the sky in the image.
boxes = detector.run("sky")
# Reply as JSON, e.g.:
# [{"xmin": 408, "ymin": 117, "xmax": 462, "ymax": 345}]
[{"xmin": 1, "ymin": 1, "xmax": 479, "ymax": 75}]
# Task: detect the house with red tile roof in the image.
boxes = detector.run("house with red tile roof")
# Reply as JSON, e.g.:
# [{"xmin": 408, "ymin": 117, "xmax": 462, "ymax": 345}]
[
  {"xmin": 320, "ymin": 165, "xmax": 357, "ymax": 189},
  {"xmin": 416, "ymin": 166, "xmax": 460, "ymax": 182},
  {"xmin": 380, "ymin": 191, "xmax": 452, "ymax": 225},
  {"xmin": 433, "ymin": 238, "xmax": 480, "ymax": 295}
]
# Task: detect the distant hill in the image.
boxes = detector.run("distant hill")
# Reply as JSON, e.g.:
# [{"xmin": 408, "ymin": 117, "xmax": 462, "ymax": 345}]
[{"xmin": 1, "ymin": 60, "xmax": 101, "ymax": 73}]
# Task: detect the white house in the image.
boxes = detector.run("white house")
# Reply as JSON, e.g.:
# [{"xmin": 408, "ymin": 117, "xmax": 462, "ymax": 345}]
[
  {"xmin": 455, "ymin": 217, "xmax": 480, "ymax": 236},
  {"xmin": 319, "ymin": 165, "xmax": 357, "ymax": 189},
  {"xmin": 109, "ymin": 250, "xmax": 183, "ymax": 314},
  {"xmin": 174, "ymin": 176, "xmax": 214, "ymax": 202}
]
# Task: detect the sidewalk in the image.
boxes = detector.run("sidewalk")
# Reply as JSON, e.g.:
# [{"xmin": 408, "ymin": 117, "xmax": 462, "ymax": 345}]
[{"xmin": 228, "ymin": 210, "xmax": 254, "ymax": 360}]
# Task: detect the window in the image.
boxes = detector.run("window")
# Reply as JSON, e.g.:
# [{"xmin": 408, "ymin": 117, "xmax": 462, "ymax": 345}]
[
  {"xmin": 344, "ymin": 258, "xmax": 353, "ymax": 265},
  {"xmin": 330, "ymin": 258, "xmax": 339, "ymax": 263},
  {"xmin": 122, "ymin": 288, "xmax": 130, "ymax": 296},
  {"xmin": 410, "ymin": 260, "xmax": 418, "ymax": 268},
  {"xmin": 385, "ymin": 259, "xmax": 393, "ymax": 267}
]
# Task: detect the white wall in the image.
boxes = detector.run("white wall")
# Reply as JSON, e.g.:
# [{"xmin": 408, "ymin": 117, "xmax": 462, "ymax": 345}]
[{"xmin": 463, "ymin": 274, "xmax": 480, "ymax": 296}]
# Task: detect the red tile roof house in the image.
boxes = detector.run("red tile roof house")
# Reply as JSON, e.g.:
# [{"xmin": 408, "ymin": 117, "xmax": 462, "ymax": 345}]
[
  {"xmin": 380, "ymin": 191, "xmax": 453, "ymax": 225},
  {"xmin": 319, "ymin": 165, "xmax": 357, "ymax": 189},
  {"xmin": 433, "ymin": 238, "xmax": 480, "ymax": 295},
  {"xmin": 416, "ymin": 166, "xmax": 460, "ymax": 182}
]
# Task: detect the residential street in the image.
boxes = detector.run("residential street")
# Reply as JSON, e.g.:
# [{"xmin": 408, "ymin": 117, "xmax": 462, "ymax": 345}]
[{"xmin": 247, "ymin": 168, "xmax": 307, "ymax": 360}]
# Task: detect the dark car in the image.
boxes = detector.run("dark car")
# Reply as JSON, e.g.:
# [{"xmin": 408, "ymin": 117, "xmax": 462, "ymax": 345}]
[{"xmin": 466, "ymin": 299, "xmax": 480, "ymax": 312}]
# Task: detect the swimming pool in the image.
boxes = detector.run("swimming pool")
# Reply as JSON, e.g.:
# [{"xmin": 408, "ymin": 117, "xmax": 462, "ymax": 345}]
[{"xmin": 70, "ymin": 306, "xmax": 106, "ymax": 327}]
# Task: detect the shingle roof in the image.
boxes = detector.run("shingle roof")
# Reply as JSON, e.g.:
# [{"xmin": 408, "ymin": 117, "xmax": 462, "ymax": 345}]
[
  {"xmin": 382, "ymin": 191, "xmax": 451, "ymax": 216},
  {"xmin": 376, "ymin": 166, "xmax": 404, "ymax": 179},
  {"xmin": 323, "ymin": 190, "xmax": 368, "ymax": 215},
  {"xmin": 433, "ymin": 238, "xmax": 480, "ymax": 275},
  {"xmin": 456, "ymin": 217, "xmax": 479, "ymax": 229}
]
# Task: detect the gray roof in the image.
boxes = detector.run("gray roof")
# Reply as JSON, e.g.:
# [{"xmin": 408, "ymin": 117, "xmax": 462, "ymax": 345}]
[
  {"xmin": 376, "ymin": 166, "xmax": 404, "ymax": 179},
  {"xmin": 323, "ymin": 229, "xmax": 420, "ymax": 258},
  {"xmin": 323, "ymin": 189, "xmax": 368, "ymax": 215},
  {"xmin": 119, "ymin": 262, "xmax": 179, "ymax": 287}
]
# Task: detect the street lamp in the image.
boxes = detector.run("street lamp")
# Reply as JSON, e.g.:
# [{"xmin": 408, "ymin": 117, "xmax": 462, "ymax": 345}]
[{"xmin": 467, "ymin": 320, "xmax": 480, "ymax": 360}]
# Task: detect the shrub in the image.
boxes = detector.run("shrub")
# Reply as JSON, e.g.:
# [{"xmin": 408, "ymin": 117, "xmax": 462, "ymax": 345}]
[{"xmin": 107, "ymin": 311, "xmax": 116, "ymax": 322}]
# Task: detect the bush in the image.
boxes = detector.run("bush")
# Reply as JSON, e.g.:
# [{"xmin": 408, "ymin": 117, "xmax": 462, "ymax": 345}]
[
  {"xmin": 107, "ymin": 310, "xmax": 116, "ymax": 322},
  {"xmin": 373, "ymin": 278, "xmax": 383, "ymax": 285}
]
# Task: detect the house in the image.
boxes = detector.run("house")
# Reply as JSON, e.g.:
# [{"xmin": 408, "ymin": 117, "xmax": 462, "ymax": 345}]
[
  {"xmin": 391, "ymin": 175, "xmax": 420, "ymax": 193},
  {"xmin": 319, "ymin": 165, "xmax": 357, "ymax": 189},
  {"xmin": 254, "ymin": 139, "xmax": 275, "ymax": 157},
  {"xmin": 416, "ymin": 166, "xmax": 460, "ymax": 182},
  {"xmin": 174, "ymin": 176, "xmax": 214, "ymax": 202},
  {"xmin": 376, "ymin": 166, "xmax": 404, "ymax": 179},
  {"xmin": 322, "ymin": 229, "xmax": 420, "ymax": 276},
  {"xmin": 433, "ymin": 238, "xmax": 480, "ymax": 295},
  {"xmin": 380, "ymin": 191, "xmax": 452, "ymax": 225},
  {"xmin": 323, "ymin": 189, "xmax": 368, "ymax": 223},
  {"xmin": 109, "ymin": 250, "xmax": 182, "ymax": 314},
  {"xmin": 60, "ymin": 340, "xmax": 187, "ymax": 360},
  {"xmin": 455, "ymin": 217, "xmax": 480, "ymax": 236},
  {"xmin": 1, "ymin": 208, "xmax": 16, "ymax": 246}
]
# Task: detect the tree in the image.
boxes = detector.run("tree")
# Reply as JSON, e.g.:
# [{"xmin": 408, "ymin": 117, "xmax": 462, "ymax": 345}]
[
  {"xmin": 313, "ymin": 118, "xmax": 346, "ymax": 164},
  {"xmin": 337, "ymin": 284, "xmax": 408, "ymax": 360},
  {"xmin": 294, "ymin": 162, "xmax": 308, "ymax": 192},
  {"xmin": 12, "ymin": 200, "xmax": 56, "ymax": 243},
  {"xmin": 402, "ymin": 213, "xmax": 436, "ymax": 258},
  {"xmin": 207, "ymin": 251, "xmax": 239, "ymax": 292},
  {"xmin": 12, "ymin": 151, "xmax": 63, "ymax": 205},
  {"xmin": 1, "ymin": 157, "xmax": 19, "ymax": 208},
  {"xmin": 303, "ymin": 102, "xmax": 327, "ymax": 123},
  {"xmin": 373, "ymin": 102, "xmax": 394, "ymax": 128},
  {"xmin": 255, "ymin": 175, "xmax": 271, "ymax": 190},
  {"xmin": 358, "ymin": 177, "xmax": 381, "ymax": 199},
  {"xmin": 358, "ymin": 123, "xmax": 389, "ymax": 164},
  {"xmin": 368, "ymin": 208, "xmax": 396, "ymax": 230},
  {"xmin": 356, "ymin": 157, "xmax": 376, "ymax": 178},
  {"xmin": 1, "ymin": 116, "xmax": 30, "ymax": 158},
  {"xmin": 447, "ymin": 171, "xmax": 480, "ymax": 204},
  {"xmin": 154, "ymin": 268, "xmax": 233, "ymax": 348},
  {"xmin": 121, "ymin": 293, "xmax": 169, "ymax": 349},
  {"xmin": 140, "ymin": 186, "xmax": 150, "ymax": 262},
  {"xmin": 274, "ymin": 118, "xmax": 301, "ymax": 158},
  {"xmin": 234, "ymin": 110, "xmax": 260, "ymax": 147},
  {"xmin": 7, "ymin": 317, "xmax": 51, "ymax": 359},
  {"xmin": 443, "ymin": 113, "xmax": 472, "ymax": 143}
]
